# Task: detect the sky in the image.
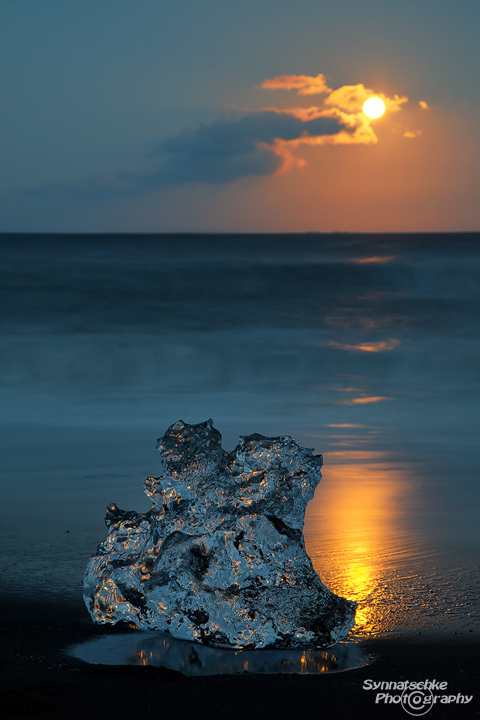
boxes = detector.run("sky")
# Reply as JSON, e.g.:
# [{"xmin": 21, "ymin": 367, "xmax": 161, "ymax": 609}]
[{"xmin": 1, "ymin": 0, "xmax": 480, "ymax": 233}]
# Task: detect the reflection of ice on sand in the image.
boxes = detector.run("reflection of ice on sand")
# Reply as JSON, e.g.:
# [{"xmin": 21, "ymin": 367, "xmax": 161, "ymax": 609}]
[{"xmin": 69, "ymin": 632, "xmax": 370, "ymax": 676}]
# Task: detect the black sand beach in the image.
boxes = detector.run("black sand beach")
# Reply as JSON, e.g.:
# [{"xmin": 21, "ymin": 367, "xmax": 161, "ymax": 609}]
[
  {"xmin": 1, "ymin": 236, "xmax": 480, "ymax": 718},
  {"xmin": 1, "ymin": 594, "xmax": 478, "ymax": 720}
]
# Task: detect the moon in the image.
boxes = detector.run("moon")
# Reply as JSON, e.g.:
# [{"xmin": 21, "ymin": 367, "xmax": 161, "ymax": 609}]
[{"xmin": 363, "ymin": 97, "xmax": 386, "ymax": 119}]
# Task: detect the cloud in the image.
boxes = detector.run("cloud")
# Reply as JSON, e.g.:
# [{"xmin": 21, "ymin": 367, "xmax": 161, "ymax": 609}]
[
  {"xmin": 419, "ymin": 100, "xmax": 430, "ymax": 110},
  {"xmin": 261, "ymin": 73, "xmax": 332, "ymax": 95},
  {"xmin": 134, "ymin": 74, "xmax": 410, "ymax": 186},
  {"xmin": 29, "ymin": 72, "xmax": 415, "ymax": 195},
  {"xmin": 324, "ymin": 84, "xmax": 408, "ymax": 114},
  {"xmin": 134, "ymin": 110, "xmax": 349, "ymax": 188}
]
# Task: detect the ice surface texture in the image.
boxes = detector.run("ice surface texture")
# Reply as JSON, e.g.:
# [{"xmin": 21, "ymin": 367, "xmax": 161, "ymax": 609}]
[{"xmin": 84, "ymin": 419, "xmax": 356, "ymax": 648}]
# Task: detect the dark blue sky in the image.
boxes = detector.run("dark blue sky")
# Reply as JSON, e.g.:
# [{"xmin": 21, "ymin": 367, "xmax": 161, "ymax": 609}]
[{"xmin": 1, "ymin": 0, "xmax": 479, "ymax": 232}]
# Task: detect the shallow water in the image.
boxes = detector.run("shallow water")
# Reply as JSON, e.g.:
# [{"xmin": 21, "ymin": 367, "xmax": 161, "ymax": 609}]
[{"xmin": 1, "ymin": 233, "xmax": 479, "ymax": 638}]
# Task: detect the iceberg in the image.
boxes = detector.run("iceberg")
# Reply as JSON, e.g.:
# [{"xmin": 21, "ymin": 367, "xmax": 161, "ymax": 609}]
[{"xmin": 84, "ymin": 419, "xmax": 356, "ymax": 648}]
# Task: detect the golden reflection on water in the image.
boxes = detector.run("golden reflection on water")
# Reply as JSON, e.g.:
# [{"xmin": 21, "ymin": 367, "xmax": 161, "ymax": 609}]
[
  {"xmin": 304, "ymin": 451, "xmax": 416, "ymax": 636},
  {"xmin": 123, "ymin": 638, "xmax": 352, "ymax": 674}
]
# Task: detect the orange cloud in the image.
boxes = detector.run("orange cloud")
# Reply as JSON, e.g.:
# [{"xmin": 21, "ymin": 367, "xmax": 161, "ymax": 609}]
[
  {"xmin": 419, "ymin": 100, "xmax": 429, "ymax": 110},
  {"xmin": 256, "ymin": 76, "xmax": 413, "ymax": 167},
  {"xmin": 260, "ymin": 76, "xmax": 409, "ymax": 117},
  {"xmin": 260, "ymin": 138, "xmax": 308, "ymax": 174},
  {"xmin": 298, "ymin": 111, "xmax": 379, "ymax": 146},
  {"xmin": 142, "ymin": 72, "xmax": 420, "ymax": 188},
  {"xmin": 324, "ymin": 84, "xmax": 408, "ymax": 114},
  {"xmin": 261, "ymin": 73, "xmax": 332, "ymax": 95},
  {"xmin": 403, "ymin": 130, "xmax": 422, "ymax": 139},
  {"xmin": 258, "ymin": 110, "xmax": 379, "ymax": 162},
  {"xmin": 329, "ymin": 339, "xmax": 400, "ymax": 352}
]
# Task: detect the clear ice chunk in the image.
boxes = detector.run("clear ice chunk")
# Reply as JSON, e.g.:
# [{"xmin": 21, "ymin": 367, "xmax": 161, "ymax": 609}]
[{"xmin": 84, "ymin": 419, "xmax": 356, "ymax": 648}]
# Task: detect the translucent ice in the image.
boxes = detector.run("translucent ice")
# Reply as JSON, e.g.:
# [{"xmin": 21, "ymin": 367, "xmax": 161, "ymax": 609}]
[{"xmin": 84, "ymin": 419, "xmax": 356, "ymax": 648}]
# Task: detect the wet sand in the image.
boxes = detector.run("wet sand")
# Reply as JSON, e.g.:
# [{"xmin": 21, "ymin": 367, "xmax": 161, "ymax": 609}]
[{"xmin": 1, "ymin": 594, "xmax": 478, "ymax": 720}]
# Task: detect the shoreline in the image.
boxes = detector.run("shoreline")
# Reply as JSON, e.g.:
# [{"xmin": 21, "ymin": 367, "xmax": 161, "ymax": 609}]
[{"xmin": 1, "ymin": 594, "xmax": 478, "ymax": 719}]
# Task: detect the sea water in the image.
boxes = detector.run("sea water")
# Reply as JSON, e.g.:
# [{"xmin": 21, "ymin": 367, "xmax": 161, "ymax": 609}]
[{"xmin": 1, "ymin": 233, "xmax": 479, "ymax": 637}]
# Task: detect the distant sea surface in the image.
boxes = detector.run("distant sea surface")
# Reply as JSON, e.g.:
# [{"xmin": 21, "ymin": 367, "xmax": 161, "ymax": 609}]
[{"xmin": 1, "ymin": 233, "xmax": 479, "ymax": 638}]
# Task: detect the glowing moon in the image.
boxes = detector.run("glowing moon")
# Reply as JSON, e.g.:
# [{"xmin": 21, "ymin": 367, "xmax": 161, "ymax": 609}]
[{"xmin": 363, "ymin": 97, "xmax": 386, "ymax": 119}]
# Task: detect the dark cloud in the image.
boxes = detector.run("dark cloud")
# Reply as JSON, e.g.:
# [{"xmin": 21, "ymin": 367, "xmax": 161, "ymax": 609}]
[
  {"xmin": 138, "ymin": 110, "xmax": 346, "ymax": 187},
  {"xmin": 14, "ymin": 107, "xmax": 349, "ymax": 199}
]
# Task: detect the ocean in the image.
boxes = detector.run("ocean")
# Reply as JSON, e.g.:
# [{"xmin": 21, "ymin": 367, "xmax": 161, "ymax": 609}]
[{"xmin": 1, "ymin": 232, "xmax": 479, "ymax": 639}]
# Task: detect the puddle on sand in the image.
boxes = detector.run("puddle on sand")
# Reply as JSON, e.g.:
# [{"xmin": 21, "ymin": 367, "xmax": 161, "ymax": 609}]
[{"xmin": 68, "ymin": 632, "xmax": 370, "ymax": 676}]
